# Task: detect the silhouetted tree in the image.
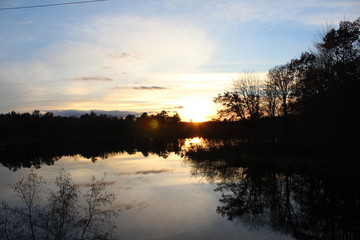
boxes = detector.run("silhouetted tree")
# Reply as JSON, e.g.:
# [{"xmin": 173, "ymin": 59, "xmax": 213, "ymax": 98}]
[
  {"xmin": 171, "ymin": 112, "xmax": 181, "ymax": 123},
  {"xmin": 40, "ymin": 169, "xmax": 79, "ymax": 239},
  {"xmin": 156, "ymin": 110, "xmax": 169, "ymax": 121},
  {"xmin": 214, "ymin": 73, "xmax": 263, "ymax": 120},
  {"xmin": 267, "ymin": 64, "xmax": 296, "ymax": 118},
  {"xmin": 0, "ymin": 170, "xmax": 119, "ymax": 240},
  {"xmin": 43, "ymin": 112, "xmax": 54, "ymax": 118},
  {"xmin": 234, "ymin": 73, "xmax": 263, "ymax": 120},
  {"xmin": 32, "ymin": 110, "xmax": 41, "ymax": 118},
  {"xmin": 11, "ymin": 171, "xmax": 45, "ymax": 240},
  {"xmin": 263, "ymin": 81, "xmax": 279, "ymax": 118},
  {"xmin": 214, "ymin": 92, "xmax": 246, "ymax": 120},
  {"xmin": 89, "ymin": 111, "xmax": 97, "ymax": 118},
  {"xmin": 125, "ymin": 114, "xmax": 136, "ymax": 122},
  {"xmin": 138, "ymin": 112, "xmax": 149, "ymax": 120},
  {"xmin": 292, "ymin": 18, "xmax": 359, "ymax": 114}
]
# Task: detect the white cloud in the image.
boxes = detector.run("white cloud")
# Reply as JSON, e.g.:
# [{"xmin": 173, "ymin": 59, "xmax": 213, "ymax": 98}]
[
  {"xmin": 0, "ymin": 16, "xmax": 215, "ymax": 112},
  {"xmin": 73, "ymin": 16, "xmax": 214, "ymax": 72}
]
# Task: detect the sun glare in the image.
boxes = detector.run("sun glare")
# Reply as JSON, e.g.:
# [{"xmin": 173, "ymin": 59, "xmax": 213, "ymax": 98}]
[
  {"xmin": 183, "ymin": 137, "xmax": 206, "ymax": 150},
  {"xmin": 179, "ymin": 98, "xmax": 214, "ymax": 122}
]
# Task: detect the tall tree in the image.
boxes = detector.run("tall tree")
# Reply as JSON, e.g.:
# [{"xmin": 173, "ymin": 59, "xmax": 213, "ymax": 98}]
[
  {"xmin": 214, "ymin": 73, "xmax": 263, "ymax": 121},
  {"xmin": 263, "ymin": 81, "xmax": 279, "ymax": 118},
  {"xmin": 267, "ymin": 64, "xmax": 296, "ymax": 118},
  {"xmin": 233, "ymin": 73, "xmax": 263, "ymax": 120},
  {"xmin": 214, "ymin": 92, "xmax": 246, "ymax": 120},
  {"xmin": 291, "ymin": 18, "xmax": 360, "ymax": 118}
]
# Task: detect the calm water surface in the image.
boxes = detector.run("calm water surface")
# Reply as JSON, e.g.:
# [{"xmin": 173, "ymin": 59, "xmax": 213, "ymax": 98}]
[{"xmin": 0, "ymin": 139, "xmax": 294, "ymax": 240}]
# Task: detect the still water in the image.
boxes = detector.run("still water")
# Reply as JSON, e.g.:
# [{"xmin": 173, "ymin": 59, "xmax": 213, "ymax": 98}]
[
  {"xmin": 0, "ymin": 138, "xmax": 295, "ymax": 240},
  {"xmin": 1, "ymin": 137, "xmax": 359, "ymax": 240}
]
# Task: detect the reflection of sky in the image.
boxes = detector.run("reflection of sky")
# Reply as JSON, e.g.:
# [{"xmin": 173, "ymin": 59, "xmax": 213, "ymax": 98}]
[{"xmin": 0, "ymin": 152, "xmax": 293, "ymax": 240}]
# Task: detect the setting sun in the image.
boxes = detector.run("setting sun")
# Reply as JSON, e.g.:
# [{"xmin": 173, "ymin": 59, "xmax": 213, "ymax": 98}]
[{"xmin": 178, "ymin": 98, "xmax": 215, "ymax": 122}]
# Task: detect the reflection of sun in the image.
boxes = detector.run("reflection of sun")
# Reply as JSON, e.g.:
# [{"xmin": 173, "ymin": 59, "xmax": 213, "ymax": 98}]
[
  {"xmin": 179, "ymin": 98, "xmax": 214, "ymax": 122},
  {"xmin": 183, "ymin": 137, "xmax": 206, "ymax": 150},
  {"xmin": 188, "ymin": 137, "xmax": 202, "ymax": 144}
]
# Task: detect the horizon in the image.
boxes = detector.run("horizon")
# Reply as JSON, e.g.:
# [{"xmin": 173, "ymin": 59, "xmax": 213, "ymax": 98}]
[
  {"xmin": 0, "ymin": 0, "xmax": 358, "ymax": 122},
  {"xmin": 0, "ymin": 108, "xmax": 212, "ymax": 122}
]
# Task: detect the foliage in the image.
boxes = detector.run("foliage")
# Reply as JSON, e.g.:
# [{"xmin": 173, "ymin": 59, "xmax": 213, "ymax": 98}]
[
  {"xmin": 262, "ymin": 81, "xmax": 279, "ymax": 118},
  {"xmin": 0, "ymin": 170, "xmax": 119, "ymax": 240},
  {"xmin": 215, "ymin": 18, "xmax": 359, "ymax": 120},
  {"xmin": 80, "ymin": 175, "xmax": 117, "ymax": 240},
  {"xmin": 214, "ymin": 92, "xmax": 246, "ymax": 120},
  {"xmin": 213, "ymin": 18, "xmax": 360, "ymax": 148},
  {"xmin": 40, "ymin": 169, "xmax": 80, "ymax": 240},
  {"xmin": 0, "ymin": 110, "xmax": 182, "ymax": 141},
  {"xmin": 10, "ymin": 171, "xmax": 45, "ymax": 240},
  {"xmin": 267, "ymin": 63, "xmax": 297, "ymax": 117},
  {"xmin": 214, "ymin": 73, "xmax": 263, "ymax": 120}
]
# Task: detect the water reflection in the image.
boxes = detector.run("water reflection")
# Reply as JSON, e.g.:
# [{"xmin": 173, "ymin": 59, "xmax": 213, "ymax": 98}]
[
  {"xmin": 1, "ymin": 138, "xmax": 359, "ymax": 239},
  {"xmin": 184, "ymin": 142, "xmax": 360, "ymax": 240},
  {"xmin": 180, "ymin": 137, "xmax": 243, "ymax": 152},
  {"xmin": 0, "ymin": 170, "xmax": 118, "ymax": 240},
  {"xmin": 0, "ymin": 138, "xmax": 182, "ymax": 171},
  {"xmin": 182, "ymin": 137, "xmax": 205, "ymax": 150}
]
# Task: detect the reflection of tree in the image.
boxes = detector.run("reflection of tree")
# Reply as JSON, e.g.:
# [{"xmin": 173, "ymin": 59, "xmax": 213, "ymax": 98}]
[
  {"xmin": 215, "ymin": 172, "xmax": 300, "ymax": 235},
  {"xmin": 0, "ymin": 170, "xmax": 119, "ymax": 240},
  {"xmin": 0, "ymin": 138, "xmax": 182, "ymax": 171},
  {"xmin": 184, "ymin": 143, "xmax": 360, "ymax": 240},
  {"xmin": 217, "ymin": 173, "xmax": 360, "ymax": 240}
]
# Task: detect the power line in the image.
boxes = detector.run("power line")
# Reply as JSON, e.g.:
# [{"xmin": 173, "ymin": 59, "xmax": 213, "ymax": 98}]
[{"xmin": 0, "ymin": 0, "xmax": 108, "ymax": 11}]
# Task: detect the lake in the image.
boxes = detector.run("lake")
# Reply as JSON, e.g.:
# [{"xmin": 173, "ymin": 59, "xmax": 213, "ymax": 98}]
[{"xmin": 0, "ymin": 137, "xmax": 358, "ymax": 240}]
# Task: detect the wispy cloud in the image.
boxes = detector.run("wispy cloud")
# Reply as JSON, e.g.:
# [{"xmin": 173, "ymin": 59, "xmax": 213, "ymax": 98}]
[
  {"xmin": 113, "ymin": 201, "xmax": 149, "ymax": 210},
  {"xmin": 163, "ymin": 105, "xmax": 184, "ymax": 110},
  {"xmin": 0, "ymin": 15, "xmax": 215, "ymax": 112},
  {"xmin": 112, "ymin": 86, "xmax": 168, "ymax": 90},
  {"xmin": 75, "ymin": 180, "xmax": 117, "ymax": 188},
  {"xmin": 107, "ymin": 52, "xmax": 143, "ymax": 60},
  {"xmin": 72, "ymin": 76, "xmax": 113, "ymax": 81},
  {"xmin": 107, "ymin": 52, "xmax": 130, "ymax": 59},
  {"xmin": 133, "ymin": 86, "xmax": 168, "ymax": 90},
  {"xmin": 114, "ymin": 169, "xmax": 174, "ymax": 175},
  {"xmin": 135, "ymin": 169, "xmax": 174, "ymax": 174}
]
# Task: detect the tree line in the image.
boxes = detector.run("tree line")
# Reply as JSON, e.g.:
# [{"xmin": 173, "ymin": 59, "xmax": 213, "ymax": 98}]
[
  {"xmin": 215, "ymin": 18, "xmax": 359, "ymax": 121},
  {"xmin": 0, "ymin": 109, "xmax": 259, "ymax": 142},
  {"xmin": 214, "ymin": 18, "xmax": 359, "ymax": 149},
  {"xmin": 0, "ymin": 110, "xmax": 184, "ymax": 141}
]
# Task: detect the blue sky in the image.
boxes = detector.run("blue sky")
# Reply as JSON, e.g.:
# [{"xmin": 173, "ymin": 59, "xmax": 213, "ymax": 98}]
[{"xmin": 0, "ymin": 0, "xmax": 358, "ymax": 121}]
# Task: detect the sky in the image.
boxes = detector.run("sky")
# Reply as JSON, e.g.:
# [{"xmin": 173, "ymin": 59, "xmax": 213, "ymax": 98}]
[{"xmin": 0, "ymin": 0, "xmax": 359, "ymax": 121}]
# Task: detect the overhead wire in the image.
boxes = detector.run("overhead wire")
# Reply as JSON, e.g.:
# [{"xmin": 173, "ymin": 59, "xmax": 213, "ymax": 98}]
[{"xmin": 0, "ymin": 0, "xmax": 107, "ymax": 11}]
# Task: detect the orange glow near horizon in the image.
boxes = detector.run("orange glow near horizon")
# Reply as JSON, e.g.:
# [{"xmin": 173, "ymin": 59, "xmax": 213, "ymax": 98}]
[
  {"xmin": 183, "ymin": 137, "xmax": 206, "ymax": 150},
  {"xmin": 178, "ymin": 98, "xmax": 215, "ymax": 122}
]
